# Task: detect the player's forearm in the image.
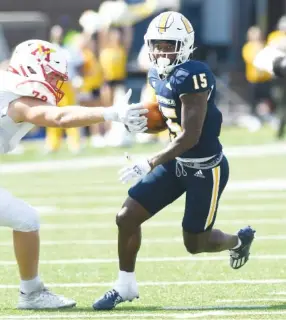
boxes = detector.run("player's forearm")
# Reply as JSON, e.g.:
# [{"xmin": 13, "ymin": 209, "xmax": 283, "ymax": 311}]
[
  {"xmin": 51, "ymin": 106, "xmax": 107, "ymax": 128},
  {"xmin": 23, "ymin": 105, "xmax": 117, "ymax": 128},
  {"xmin": 149, "ymin": 132, "xmax": 199, "ymax": 168}
]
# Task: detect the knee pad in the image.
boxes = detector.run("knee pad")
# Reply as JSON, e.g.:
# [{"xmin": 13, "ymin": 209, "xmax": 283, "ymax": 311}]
[{"xmin": 0, "ymin": 190, "xmax": 40, "ymax": 232}]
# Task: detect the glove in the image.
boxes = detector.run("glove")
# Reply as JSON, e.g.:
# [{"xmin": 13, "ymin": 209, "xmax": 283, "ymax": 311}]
[
  {"xmin": 253, "ymin": 45, "xmax": 284, "ymax": 74},
  {"xmin": 119, "ymin": 153, "xmax": 152, "ymax": 184},
  {"xmin": 103, "ymin": 89, "xmax": 148, "ymax": 133}
]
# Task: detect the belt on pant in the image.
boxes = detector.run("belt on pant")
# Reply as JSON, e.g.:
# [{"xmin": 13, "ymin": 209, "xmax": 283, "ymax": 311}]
[{"xmin": 175, "ymin": 152, "xmax": 224, "ymax": 177}]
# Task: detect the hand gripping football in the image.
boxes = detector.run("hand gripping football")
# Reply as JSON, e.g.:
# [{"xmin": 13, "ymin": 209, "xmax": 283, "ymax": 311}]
[{"xmin": 143, "ymin": 101, "xmax": 168, "ymax": 133}]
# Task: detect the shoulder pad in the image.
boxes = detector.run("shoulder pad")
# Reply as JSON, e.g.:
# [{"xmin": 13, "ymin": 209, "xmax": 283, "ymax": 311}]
[
  {"xmin": 16, "ymin": 80, "xmax": 56, "ymax": 105},
  {"xmin": 173, "ymin": 61, "xmax": 213, "ymax": 95},
  {"xmin": 2, "ymin": 71, "xmax": 56, "ymax": 105}
]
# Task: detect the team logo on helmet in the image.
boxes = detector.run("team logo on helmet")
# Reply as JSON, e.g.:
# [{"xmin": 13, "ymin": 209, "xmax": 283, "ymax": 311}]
[
  {"xmin": 157, "ymin": 12, "xmax": 174, "ymax": 34},
  {"xmin": 181, "ymin": 16, "xmax": 193, "ymax": 34},
  {"xmin": 31, "ymin": 44, "xmax": 56, "ymax": 63}
]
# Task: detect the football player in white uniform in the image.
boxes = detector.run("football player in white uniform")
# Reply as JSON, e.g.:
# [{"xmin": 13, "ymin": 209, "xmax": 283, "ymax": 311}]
[{"xmin": 0, "ymin": 39, "xmax": 147, "ymax": 309}]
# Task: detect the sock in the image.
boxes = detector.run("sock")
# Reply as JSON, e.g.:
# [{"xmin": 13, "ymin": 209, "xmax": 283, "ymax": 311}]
[
  {"xmin": 20, "ymin": 276, "xmax": 42, "ymax": 294},
  {"xmin": 232, "ymin": 237, "xmax": 242, "ymax": 250},
  {"xmin": 116, "ymin": 271, "xmax": 136, "ymax": 286},
  {"xmin": 114, "ymin": 271, "xmax": 137, "ymax": 300}
]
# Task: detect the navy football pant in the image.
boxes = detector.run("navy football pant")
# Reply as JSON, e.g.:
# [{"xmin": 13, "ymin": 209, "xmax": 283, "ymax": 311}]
[{"xmin": 128, "ymin": 156, "xmax": 229, "ymax": 233}]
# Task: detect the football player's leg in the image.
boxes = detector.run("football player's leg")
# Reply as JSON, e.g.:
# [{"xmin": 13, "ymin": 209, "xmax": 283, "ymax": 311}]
[
  {"xmin": 0, "ymin": 188, "xmax": 76, "ymax": 309},
  {"xmin": 182, "ymin": 157, "xmax": 255, "ymax": 268},
  {"xmin": 62, "ymin": 82, "xmax": 81, "ymax": 153},
  {"xmin": 182, "ymin": 156, "xmax": 235, "ymax": 253},
  {"xmin": 93, "ymin": 161, "xmax": 184, "ymax": 310},
  {"xmin": 116, "ymin": 198, "xmax": 148, "ymax": 273},
  {"xmin": 65, "ymin": 127, "xmax": 81, "ymax": 153},
  {"xmin": 45, "ymin": 127, "xmax": 62, "ymax": 152}
]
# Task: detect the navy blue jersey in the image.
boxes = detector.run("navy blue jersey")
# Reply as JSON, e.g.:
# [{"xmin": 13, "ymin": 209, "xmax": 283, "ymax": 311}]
[{"xmin": 148, "ymin": 60, "xmax": 223, "ymax": 158}]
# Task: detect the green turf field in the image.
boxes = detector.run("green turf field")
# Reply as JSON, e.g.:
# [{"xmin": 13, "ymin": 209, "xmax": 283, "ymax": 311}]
[
  {"xmin": 0, "ymin": 125, "xmax": 282, "ymax": 163},
  {"xmin": 0, "ymin": 129, "xmax": 286, "ymax": 319}
]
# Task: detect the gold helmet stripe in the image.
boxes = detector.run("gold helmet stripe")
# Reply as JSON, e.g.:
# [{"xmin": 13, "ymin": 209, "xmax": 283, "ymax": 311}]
[
  {"xmin": 181, "ymin": 16, "xmax": 192, "ymax": 34},
  {"xmin": 158, "ymin": 12, "xmax": 172, "ymax": 34}
]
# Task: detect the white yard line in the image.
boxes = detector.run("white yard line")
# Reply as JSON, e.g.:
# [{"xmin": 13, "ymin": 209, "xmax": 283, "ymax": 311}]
[
  {"xmin": 0, "ymin": 255, "xmax": 285, "ymax": 266},
  {"xmin": 35, "ymin": 204, "xmax": 286, "ymax": 217},
  {"xmin": 9, "ymin": 181, "xmax": 286, "ymax": 208},
  {"xmin": 224, "ymin": 192, "xmax": 286, "ymax": 199},
  {"xmin": 272, "ymin": 292, "xmax": 286, "ymax": 295},
  {"xmin": 2, "ymin": 279, "xmax": 286, "ymax": 289},
  {"xmin": 226, "ymin": 180, "xmax": 286, "ymax": 191},
  {"xmin": 1, "ymin": 218, "xmax": 286, "ymax": 232},
  {"xmin": 1, "ymin": 218, "xmax": 285, "ymax": 230},
  {"xmin": 38, "ymin": 207, "xmax": 119, "ymax": 216},
  {"xmin": 0, "ymin": 234, "xmax": 283, "ymax": 247},
  {"xmin": 21, "ymin": 196, "xmax": 125, "ymax": 204},
  {"xmin": 8, "ymin": 191, "xmax": 286, "ymax": 200},
  {"xmin": 15, "ymin": 190, "xmax": 286, "ymax": 198},
  {"xmin": 224, "ymin": 143, "xmax": 286, "ymax": 157},
  {"xmin": 216, "ymin": 298, "xmax": 286, "ymax": 302},
  {"xmin": 3, "ymin": 311, "xmax": 286, "ymax": 320},
  {"xmin": 0, "ymin": 143, "xmax": 285, "ymax": 174},
  {"xmin": 21, "ymin": 193, "xmax": 286, "ymax": 207},
  {"xmin": 164, "ymin": 310, "xmax": 286, "ymax": 318},
  {"xmin": 0, "ymin": 316, "xmax": 168, "ymax": 320},
  {"xmin": 0, "ymin": 315, "xmax": 193, "ymax": 320},
  {"xmin": 9, "ymin": 185, "xmax": 124, "ymax": 195}
]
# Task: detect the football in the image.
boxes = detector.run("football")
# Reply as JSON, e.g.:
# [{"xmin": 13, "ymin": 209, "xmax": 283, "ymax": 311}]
[{"xmin": 143, "ymin": 101, "xmax": 168, "ymax": 133}]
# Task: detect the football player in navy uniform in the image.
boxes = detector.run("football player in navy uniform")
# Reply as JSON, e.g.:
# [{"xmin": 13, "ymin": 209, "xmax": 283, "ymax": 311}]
[{"xmin": 93, "ymin": 11, "xmax": 256, "ymax": 310}]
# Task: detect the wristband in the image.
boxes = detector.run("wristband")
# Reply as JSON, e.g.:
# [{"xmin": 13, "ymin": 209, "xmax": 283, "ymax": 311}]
[{"xmin": 102, "ymin": 107, "xmax": 117, "ymax": 121}]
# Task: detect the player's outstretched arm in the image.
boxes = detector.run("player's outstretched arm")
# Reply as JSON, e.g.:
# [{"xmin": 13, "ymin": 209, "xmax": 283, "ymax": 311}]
[{"xmin": 8, "ymin": 89, "xmax": 148, "ymax": 132}]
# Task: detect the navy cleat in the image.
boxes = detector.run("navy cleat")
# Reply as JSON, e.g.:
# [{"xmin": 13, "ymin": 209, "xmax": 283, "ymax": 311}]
[
  {"xmin": 93, "ymin": 289, "xmax": 125, "ymax": 310},
  {"xmin": 229, "ymin": 226, "xmax": 256, "ymax": 269}
]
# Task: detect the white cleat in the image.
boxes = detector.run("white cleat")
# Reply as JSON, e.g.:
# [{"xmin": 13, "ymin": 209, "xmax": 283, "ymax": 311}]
[{"xmin": 18, "ymin": 283, "xmax": 76, "ymax": 310}]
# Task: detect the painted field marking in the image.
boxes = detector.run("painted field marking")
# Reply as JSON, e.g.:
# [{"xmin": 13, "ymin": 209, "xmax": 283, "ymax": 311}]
[
  {"xmin": 0, "ymin": 256, "xmax": 285, "ymax": 266},
  {"xmin": 1, "ymin": 143, "xmax": 286, "ymax": 174},
  {"xmin": 3, "ymin": 310, "xmax": 286, "ymax": 320},
  {"xmin": 163, "ymin": 310, "xmax": 286, "ymax": 318},
  {"xmin": 5, "ymin": 218, "xmax": 286, "ymax": 230},
  {"xmin": 0, "ymin": 235, "xmax": 284, "ymax": 247},
  {"xmin": 216, "ymin": 298, "xmax": 286, "ymax": 303},
  {"xmin": 2, "ymin": 279, "xmax": 286, "ymax": 289},
  {"xmin": 36, "ymin": 204, "xmax": 286, "ymax": 217}
]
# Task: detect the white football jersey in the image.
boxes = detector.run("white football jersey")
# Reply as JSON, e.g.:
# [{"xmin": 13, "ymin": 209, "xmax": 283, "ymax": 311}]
[{"xmin": 0, "ymin": 71, "xmax": 56, "ymax": 153}]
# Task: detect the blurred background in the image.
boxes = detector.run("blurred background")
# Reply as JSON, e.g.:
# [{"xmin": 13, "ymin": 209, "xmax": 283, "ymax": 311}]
[{"xmin": 0, "ymin": 0, "xmax": 285, "ymax": 155}]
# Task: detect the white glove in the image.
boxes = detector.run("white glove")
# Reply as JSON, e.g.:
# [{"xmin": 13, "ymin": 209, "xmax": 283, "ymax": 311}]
[
  {"xmin": 103, "ymin": 89, "xmax": 148, "ymax": 133},
  {"xmin": 253, "ymin": 46, "xmax": 284, "ymax": 74},
  {"xmin": 119, "ymin": 153, "xmax": 152, "ymax": 184}
]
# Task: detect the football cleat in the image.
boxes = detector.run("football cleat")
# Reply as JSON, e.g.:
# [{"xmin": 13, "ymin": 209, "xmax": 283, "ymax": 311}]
[
  {"xmin": 18, "ymin": 283, "xmax": 76, "ymax": 309},
  {"xmin": 93, "ymin": 289, "xmax": 124, "ymax": 310},
  {"xmin": 93, "ymin": 288, "xmax": 139, "ymax": 310},
  {"xmin": 229, "ymin": 226, "xmax": 256, "ymax": 269}
]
